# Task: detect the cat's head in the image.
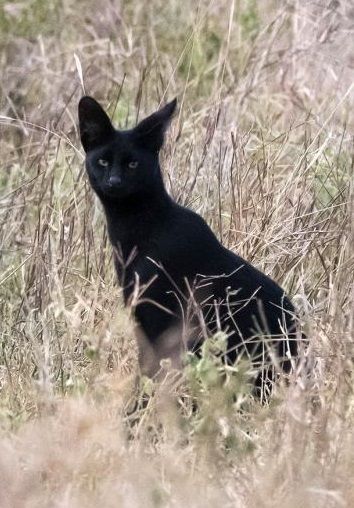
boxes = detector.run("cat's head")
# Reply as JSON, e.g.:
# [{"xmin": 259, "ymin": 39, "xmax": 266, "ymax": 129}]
[{"xmin": 78, "ymin": 96, "xmax": 176, "ymax": 200}]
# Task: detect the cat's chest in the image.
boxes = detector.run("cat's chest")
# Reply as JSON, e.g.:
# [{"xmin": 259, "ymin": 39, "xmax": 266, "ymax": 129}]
[
  {"xmin": 108, "ymin": 219, "xmax": 154, "ymax": 256},
  {"xmin": 114, "ymin": 247, "xmax": 169, "ymax": 306},
  {"xmin": 112, "ymin": 234, "xmax": 161, "ymax": 285}
]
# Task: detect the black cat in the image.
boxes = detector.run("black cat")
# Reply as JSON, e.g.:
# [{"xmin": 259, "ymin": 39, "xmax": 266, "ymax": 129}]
[{"xmin": 78, "ymin": 96, "xmax": 299, "ymax": 387}]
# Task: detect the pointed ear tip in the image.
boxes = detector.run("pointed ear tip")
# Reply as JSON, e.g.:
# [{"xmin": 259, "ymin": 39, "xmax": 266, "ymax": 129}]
[
  {"xmin": 79, "ymin": 95, "xmax": 92, "ymax": 104},
  {"xmin": 165, "ymin": 97, "xmax": 177, "ymax": 116},
  {"xmin": 78, "ymin": 96, "xmax": 90, "ymax": 112},
  {"xmin": 78, "ymin": 95, "xmax": 99, "ymax": 111}
]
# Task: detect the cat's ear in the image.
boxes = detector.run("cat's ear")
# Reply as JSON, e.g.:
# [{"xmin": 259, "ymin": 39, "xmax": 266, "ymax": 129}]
[
  {"xmin": 134, "ymin": 98, "xmax": 177, "ymax": 152},
  {"xmin": 78, "ymin": 96, "xmax": 115, "ymax": 152}
]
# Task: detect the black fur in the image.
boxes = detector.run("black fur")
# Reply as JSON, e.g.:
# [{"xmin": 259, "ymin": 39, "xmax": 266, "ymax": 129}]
[{"xmin": 78, "ymin": 96, "xmax": 299, "ymax": 386}]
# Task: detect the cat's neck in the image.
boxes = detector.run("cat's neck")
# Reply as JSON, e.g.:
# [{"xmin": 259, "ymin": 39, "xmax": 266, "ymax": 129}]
[{"xmin": 100, "ymin": 178, "xmax": 173, "ymax": 256}]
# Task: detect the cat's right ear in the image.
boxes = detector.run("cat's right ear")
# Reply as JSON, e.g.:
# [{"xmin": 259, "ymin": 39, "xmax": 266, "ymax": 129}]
[{"xmin": 78, "ymin": 96, "xmax": 115, "ymax": 152}]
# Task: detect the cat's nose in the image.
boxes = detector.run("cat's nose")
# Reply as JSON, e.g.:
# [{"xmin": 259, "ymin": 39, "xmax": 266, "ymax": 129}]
[{"xmin": 108, "ymin": 175, "xmax": 122, "ymax": 187}]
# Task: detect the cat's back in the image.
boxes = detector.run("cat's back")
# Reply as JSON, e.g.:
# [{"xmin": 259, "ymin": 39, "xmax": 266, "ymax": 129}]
[
  {"xmin": 155, "ymin": 204, "xmax": 275, "ymax": 283},
  {"xmin": 150, "ymin": 202, "xmax": 227, "ymax": 269},
  {"xmin": 158, "ymin": 203, "xmax": 294, "ymax": 317},
  {"xmin": 138, "ymin": 200, "xmax": 292, "ymax": 311}
]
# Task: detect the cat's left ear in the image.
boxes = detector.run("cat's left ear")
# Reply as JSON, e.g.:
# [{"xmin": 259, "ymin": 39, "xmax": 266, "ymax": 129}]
[{"xmin": 134, "ymin": 98, "xmax": 177, "ymax": 152}]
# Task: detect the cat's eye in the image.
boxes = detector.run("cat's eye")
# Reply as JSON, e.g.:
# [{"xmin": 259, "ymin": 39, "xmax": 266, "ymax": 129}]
[
  {"xmin": 98, "ymin": 159, "xmax": 109, "ymax": 167},
  {"xmin": 128, "ymin": 161, "xmax": 138, "ymax": 169}
]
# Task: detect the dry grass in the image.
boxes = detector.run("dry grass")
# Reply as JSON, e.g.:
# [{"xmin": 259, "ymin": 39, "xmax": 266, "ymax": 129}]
[{"xmin": 0, "ymin": 0, "xmax": 353, "ymax": 506}]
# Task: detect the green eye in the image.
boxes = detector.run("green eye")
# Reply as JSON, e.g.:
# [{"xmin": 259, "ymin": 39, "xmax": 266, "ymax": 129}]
[
  {"xmin": 128, "ymin": 161, "xmax": 138, "ymax": 169},
  {"xmin": 98, "ymin": 159, "xmax": 109, "ymax": 167}
]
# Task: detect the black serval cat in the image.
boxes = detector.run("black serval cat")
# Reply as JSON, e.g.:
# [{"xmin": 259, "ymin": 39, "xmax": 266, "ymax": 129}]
[{"xmin": 78, "ymin": 96, "xmax": 299, "ymax": 391}]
